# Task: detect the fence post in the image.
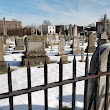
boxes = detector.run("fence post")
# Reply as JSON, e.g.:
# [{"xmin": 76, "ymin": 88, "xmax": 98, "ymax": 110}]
[
  {"xmin": 72, "ymin": 55, "xmax": 76, "ymax": 110},
  {"xmin": 94, "ymin": 50, "xmax": 100, "ymax": 110},
  {"xmin": 104, "ymin": 51, "xmax": 110, "ymax": 110},
  {"xmin": 27, "ymin": 62, "xmax": 32, "ymax": 110},
  {"xmin": 44, "ymin": 60, "xmax": 48, "ymax": 110},
  {"xmin": 8, "ymin": 64, "xmax": 14, "ymax": 110},
  {"xmin": 59, "ymin": 58, "xmax": 63, "ymax": 110},
  {"xmin": 84, "ymin": 53, "xmax": 89, "ymax": 110}
]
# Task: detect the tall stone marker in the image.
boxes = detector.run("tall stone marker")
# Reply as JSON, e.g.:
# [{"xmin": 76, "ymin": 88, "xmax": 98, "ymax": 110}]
[
  {"xmin": 22, "ymin": 35, "xmax": 50, "ymax": 65},
  {"xmin": 0, "ymin": 39, "xmax": 7, "ymax": 73},
  {"xmin": 58, "ymin": 39, "xmax": 65, "ymax": 55},
  {"xmin": 86, "ymin": 33, "xmax": 96, "ymax": 53},
  {"xmin": 72, "ymin": 36, "xmax": 80, "ymax": 54}
]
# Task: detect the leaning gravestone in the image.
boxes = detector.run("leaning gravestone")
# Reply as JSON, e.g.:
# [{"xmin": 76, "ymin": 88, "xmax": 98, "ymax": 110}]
[
  {"xmin": 72, "ymin": 36, "xmax": 80, "ymax": 54},
  {"xmin": 87, "ymin": 43, "xmax": 110, "ymax": 110},
  {"xmin": 22, "ymin": 35, "xmax": 50, "ymax": 65},
  {"xmin": 15, "ymin": 36, "xmax": 24, "ymax": 50},
  {"xmin": 0, "ymin": 38, "xmax": 7, "ymax": 73},
  {"xmin": 85, "ymin": 32, "xmax": 96, "ymax": 53},
  {"xmin": 98, "ymin": 31, "xmax": 110, "ymax": 46},
  {"xmin": 58, "ymin": 39, "xmax": 65, "ymax": 55}
]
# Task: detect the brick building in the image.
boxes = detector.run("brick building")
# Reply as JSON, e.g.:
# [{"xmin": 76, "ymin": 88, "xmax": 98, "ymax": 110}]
[{"xmin": 0, "ymin": 18, "xmax": 22, "ymax": 35}]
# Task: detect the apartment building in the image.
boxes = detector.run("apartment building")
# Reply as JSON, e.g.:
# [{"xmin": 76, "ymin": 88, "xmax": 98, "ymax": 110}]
[{"xmin": 0, "ymin": 17, "xmax": 22, "ymax": 35}]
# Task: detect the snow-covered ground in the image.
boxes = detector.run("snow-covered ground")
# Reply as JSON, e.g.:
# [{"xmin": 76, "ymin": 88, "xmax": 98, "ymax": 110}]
[{"xmin": 0, "ymin": 42, "xmax": 94, "ymax": 110}]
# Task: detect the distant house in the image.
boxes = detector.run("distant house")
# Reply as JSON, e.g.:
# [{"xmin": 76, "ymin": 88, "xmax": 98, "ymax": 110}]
[{"xmin": 48, "ymin": 25, "xmax": 56, "ymax": 34}]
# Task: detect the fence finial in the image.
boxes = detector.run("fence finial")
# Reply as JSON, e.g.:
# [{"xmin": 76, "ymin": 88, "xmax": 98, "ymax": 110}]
[
  {"xmin": 73, "ymin": 55, "xmax": 76, "ymax": 61},
  {"xmin": 44, "ymin": 59, "xmax": 47, "ymax": 65},
  {"xmin": 27, "ymin": 61, "xmax": 30, "ymax": 67},
  {"xmin": 59, "ymin": 57, "xmax": 62, "ymax": 64}
]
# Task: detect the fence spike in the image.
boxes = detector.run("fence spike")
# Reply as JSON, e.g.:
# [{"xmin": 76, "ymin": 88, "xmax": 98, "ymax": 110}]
[
  {"xmin": 44, "ymin": 59, "xmax": 48, "ymax": 110},
  {"xmin": 8, "ymin": 64, "xmax": 13, "ymax": 110},
  {"xmin": 27, "ymin": 61, "xmax": 32, "ymax": 110},
  {"xmin": 84, "ymin": 52, "xmax": 89, "ymax": 110},
  {"xmin": 94, "ymin": 49, "xmax": 100, "ymax": 110},
  {"xmin": 104, "ymin": 51, "xmax": 110, "ymax": 110},
  {"xmin": 59, "ymin": 57, "xmax": 63, "ymax": 110},
  {"xmin": 72, "ymin": 54, "xmax": 76, "ymax": 110},
  {"xmin": 27, "ymin": 61, "xmax": 30, "ymax": 67},
  {"xmin": 59, "ymin": 57, "xmax": 62, "ymax": 64},
  {"xmin": 73, "ymin": 55, "xmax": 76, "ymax": 61},
  {"xmin": 44, "ymin": 59, "xmax": 47, "ymax": 64}
]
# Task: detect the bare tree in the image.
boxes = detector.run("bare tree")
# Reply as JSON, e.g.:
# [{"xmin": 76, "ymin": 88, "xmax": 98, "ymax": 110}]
[{"xmin": 42, "ymin": 20, "xmax": 52, "ymax": 25}]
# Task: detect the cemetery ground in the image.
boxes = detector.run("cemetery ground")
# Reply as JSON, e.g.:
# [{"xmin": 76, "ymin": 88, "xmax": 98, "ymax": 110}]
[{"xmin": 0, "ymin": 42, "xmax": 93, "ymax": 110}]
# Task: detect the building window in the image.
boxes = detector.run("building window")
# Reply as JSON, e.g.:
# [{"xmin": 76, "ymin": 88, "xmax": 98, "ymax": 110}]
[
  {"xmin": 53, "ymin": 31, "xmax": 54, "ymax": 33},
  {"xmin": 53, "ymin": 27, "xmax": 54, "ymax": 29},
  {"xmin": 50, "ymin": 31, "xmax": 51, "ymax": 33}
]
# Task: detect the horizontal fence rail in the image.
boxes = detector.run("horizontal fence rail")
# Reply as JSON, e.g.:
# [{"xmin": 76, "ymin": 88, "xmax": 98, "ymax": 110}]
[{"xmin": 0, "ymin": 71, "xmax": 110, "ymax": 99}]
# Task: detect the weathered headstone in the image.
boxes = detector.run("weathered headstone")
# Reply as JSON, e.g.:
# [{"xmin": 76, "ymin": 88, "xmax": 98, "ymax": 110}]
[
  {"xmin": 58, "ymin": 39, "xmax": 65, "ymax": 55},
  {"xmin": 86, "ymin": 33, "xmax": 96, "ymax": 53},
  {"xmin": 79, "ymin": 48, "xmax": 85, "ymax": 62},
  {"xmin": 61, "ymin": 55, "xmax": 71, "ymax": 64},
  {"xmin": 15, "ymin": 36, "xmax": 24, "ymax": 50},
  {"xmin": 98, "ymin": 31, "xmax": 110, "ymax": 46},
  {"xmin": 22, "ymin": 35, "xmax": 50, "ymax": 65},
  {"xmin": 73, "ymin": 25, "xmax": 77, "ymax": 37},
  {"xmin": 87, "ymin": 43, "xmax": 110, "ymax": 110},
  {"xmin": 0, "ymin": 39, "xmax": 7, "ymax": 73},
  {"xmin": 54, "ymin": 34, "xmax": 59, "ymax": 45},
  {"xmin": 72, "ymin": 36, "xmax": 80, "ymax": 54},
  {"xmin": 69, "ymin": 24, "xmax": 72, "ymax": 39},
  {"xmin": 45, "ymin": 36, "xmax": 49, "ymax": 48}
]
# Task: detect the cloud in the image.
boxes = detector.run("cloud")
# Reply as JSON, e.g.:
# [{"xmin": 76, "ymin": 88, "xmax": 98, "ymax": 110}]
[{"xmin": 0, "ymin": 0, "xmax": 110, "ymax": 26}]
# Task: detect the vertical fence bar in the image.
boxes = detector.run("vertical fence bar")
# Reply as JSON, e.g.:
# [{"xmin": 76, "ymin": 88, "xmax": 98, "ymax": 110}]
[
  {"xmin": 72, "ymin": 55, "xmax": 76, "ymax": 110},
  {"xmin": 59, "ymin": 58, "xmax": 63, "ymax": 110},
  {"xmin": 84, "ymin": 53, "xmax": 89, "ymax": 110},
  {"xmin": 44, "ymin": 60, "xmax": 48, "ymax": 110},
  {"xmin": 104, "ymin": 52, "xmax": 110, "ymax": 110},
  {"xmin": 94, "ymin": 50, "xmax": 100, "ymax": 110},
  {"xmin": 27, "ymin": 62, "xmax": 32, "ymax": 110},
  {"xmin": 8, "ymin": 64, "xmax": 14, "ymax": 110}
]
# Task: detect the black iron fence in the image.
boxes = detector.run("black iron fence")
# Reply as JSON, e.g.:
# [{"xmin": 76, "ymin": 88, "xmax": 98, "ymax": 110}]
[{"xmin": 0, "ymin": 52, "xmax": 110, "ymax": 110}]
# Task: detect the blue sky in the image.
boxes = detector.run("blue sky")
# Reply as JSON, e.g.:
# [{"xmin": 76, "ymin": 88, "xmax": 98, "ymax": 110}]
[{"xmin": 0, "ymin": 0, "xmax": 110, "ymax": 26}]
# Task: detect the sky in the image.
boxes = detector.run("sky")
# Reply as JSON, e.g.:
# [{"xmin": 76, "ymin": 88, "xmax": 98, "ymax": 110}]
[{"xmin": 0, "ymin": 0, "xmax": 110, "ymax": 27}]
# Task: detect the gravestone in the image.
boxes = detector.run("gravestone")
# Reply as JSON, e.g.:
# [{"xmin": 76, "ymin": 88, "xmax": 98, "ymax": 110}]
[
  {"xmin": 79, "ymin": 48, "xmax": 85, "ymax": 62},
  {"xmin": 5, "ymin": 43, "xmax": 10, "ymax": 51},
  {"xmin": 15, "ymin": 36, "xmax": 24, "ymax": 50},
  {"xmin": 72, "ymin": 36, "xmax": 80, "ymax": 54},
  {"xmin": 98, "ymin": 14, "xmax": 110, "ymax": 46},
  {"xmin": 73, "ymin": 25, "xmax": 77, "ymax": 37},
  {"xmin": 87, "ymin": 43, "xmax": 110, "ymax": 110},
  {"xmin": 69, "ymin": 24, "xmax": 72, "ymax": 39},
  {"xmin": 86, "ymin": 33, "xmax": 96, "ymax": 53},
  {"xmin": 98, "ymin": 31, "xmax": 110, "ymax": 46},
  {"xmin": 58, "ymin": 39, "xmax": 65, "ymax": 55},
  {"xmin": 45, "ymin": 36, "xmax": 49, "ymax": 48},
  {"xmin": 61, "ymin": 55, "xmax": 71, "ymax": 64},
  {"xmin": 22, "ymin": 35, "xmax": 50, "ymax": 65},
  {"xmin": 0, "ymin": 39, "xmax": 7, "ymax": 73},
  {"xmin": 54, "ymin": 34, "xmax": 59, "ymax": 45}
]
